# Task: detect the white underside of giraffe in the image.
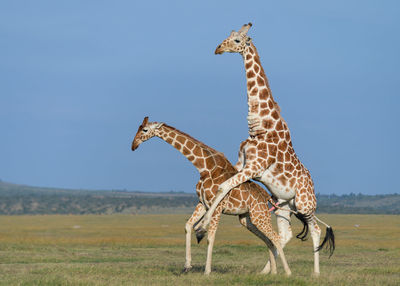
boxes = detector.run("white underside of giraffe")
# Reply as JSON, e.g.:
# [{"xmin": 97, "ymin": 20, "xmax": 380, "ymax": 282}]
[
  {"xmin": 259, "ymin": 168, "xmax": 296, "ymax": 200},
  {"xmin": 237, "ymin": 151, "xmax": 296, "ymax": 201}
]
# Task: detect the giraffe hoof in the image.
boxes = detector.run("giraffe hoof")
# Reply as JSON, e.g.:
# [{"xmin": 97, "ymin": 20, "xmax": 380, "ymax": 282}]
[
  {"xmin": 182, "ymin": 266, "xmax": 192, "ymax": 273},
  {"xmin": 195, "ymin": 227, "xmax": 207, "ymax": 243}
]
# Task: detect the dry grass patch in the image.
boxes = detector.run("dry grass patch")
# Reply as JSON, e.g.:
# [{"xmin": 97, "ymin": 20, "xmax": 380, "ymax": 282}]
[{"xmin": 0, "ymin": 214, "xmax": 399, "ymax": 285}]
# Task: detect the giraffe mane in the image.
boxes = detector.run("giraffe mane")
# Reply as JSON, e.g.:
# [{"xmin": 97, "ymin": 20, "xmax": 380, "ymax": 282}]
[{"xmin": 162, "ymin": 123, "xmax": 223, "ymax": 156}]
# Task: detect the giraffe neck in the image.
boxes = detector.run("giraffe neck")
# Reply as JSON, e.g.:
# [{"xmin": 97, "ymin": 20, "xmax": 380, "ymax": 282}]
[
  {"xmin": 242, "ymin": 43, "xmax": 282, "ymax": 136},
  {"xmin": 155, "ymin": 124, "xmax": 221, "ymax": 174}
]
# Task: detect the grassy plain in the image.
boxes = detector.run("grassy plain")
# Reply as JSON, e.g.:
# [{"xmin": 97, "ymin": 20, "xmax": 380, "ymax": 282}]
[{"xmin": 0, "ymin": 214, "xmax": 399, "ymax": 285}]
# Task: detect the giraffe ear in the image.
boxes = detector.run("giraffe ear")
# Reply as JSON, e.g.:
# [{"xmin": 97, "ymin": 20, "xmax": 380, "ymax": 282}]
[
  {"xmin": 239, "ymin": 22, "xmax": 252, "ymax": 35},
  {"xmin": 155, "ymin": 122, "xmax": 164, "ymax": 129}
]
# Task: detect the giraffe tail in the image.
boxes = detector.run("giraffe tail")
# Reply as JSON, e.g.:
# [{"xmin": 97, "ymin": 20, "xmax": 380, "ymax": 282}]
[
  {"xmin": 269, "ymin": 198, "xmax": 336, "ymax": 257},
  {"xmin": 268, "ymin": 198, "xmax": 335, "ymax": 256},
  {"xmin": 314, "ymin": 215, "xmax": 335, "ymax": 258},
  {"xmin": 294, "ymin": 212, "xmax": 309, "ymax": 241}
]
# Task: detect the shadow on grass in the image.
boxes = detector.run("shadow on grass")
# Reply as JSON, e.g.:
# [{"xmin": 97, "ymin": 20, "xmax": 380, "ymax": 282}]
[
  {"xmin": 168, "ymin": 264, "xmax": 235, "ymax": 276},
  {"xmin": 167, "ymin": 265, "xmax": 313, "ymax": 286}
]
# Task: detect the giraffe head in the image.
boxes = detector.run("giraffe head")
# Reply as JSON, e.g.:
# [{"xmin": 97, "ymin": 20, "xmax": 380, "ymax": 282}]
[
  {"xmin": 215, "ymin": 23, "xmax": 252, "ymax": 55},
  {"xmin": 131, "ymin": 116, "xmax": 164, "ymax": 151}
]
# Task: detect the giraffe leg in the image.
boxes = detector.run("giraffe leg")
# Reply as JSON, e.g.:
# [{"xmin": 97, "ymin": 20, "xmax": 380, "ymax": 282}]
[
  {"xmin": 267, "ymin": 248, "xmax": 277, "ymax": 275},
  {"xmin": 248, "ymin": 209, "xmax": 292, "ymax": 276},
  {"xmin": 183, "ymin": 203, "xmax": 206, "ymax": 272},
  {"xmin": 307, "ymin": 216, "xmax": 321, "ymax": 276},
  {"xmin": 263, "ymin": 201, "xmax": 293, "ymax": 274},
  {"xmin": 204, "ymin": 204, "xmax": 223, "ymax": 275},
  {"xmin": 261, "ymin": 247, "xmax": 277, "ymax": 275},
  {"xmin": 274, "ymin": 241, "xmax": 292, "ymax": 276},
  {"xmin": 238, "ymin": 214, "xmax": 277, "ymax": 275}
]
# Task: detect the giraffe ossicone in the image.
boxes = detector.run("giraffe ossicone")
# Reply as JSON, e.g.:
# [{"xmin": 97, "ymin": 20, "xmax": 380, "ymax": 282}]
[
  {"xmin": 132, "ymin": 116, "xmax": 292, "ymax": 276},
  {"xmin": 196, "ymin": 23, "xmax": 335, "ymax": 276}
]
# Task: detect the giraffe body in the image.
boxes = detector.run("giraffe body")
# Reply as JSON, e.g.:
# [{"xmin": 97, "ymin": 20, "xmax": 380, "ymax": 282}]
[
  {"xmin": 237, "ymin": 136, "xmax": 314, "ymax": 208},
  {"xmin": 196, "ymin": 23, "xmax": 334, "ymax": 275},
  {"xmin": 132, "ymin": 117, "xmax": 291, "ymax": 275}
]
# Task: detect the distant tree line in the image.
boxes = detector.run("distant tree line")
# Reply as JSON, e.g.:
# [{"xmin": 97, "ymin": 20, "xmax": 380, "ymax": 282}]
[
  {"xmin": 0, "ymin": 181, "xmax": 399, "ymax": 215},
  {"xmin": 0, "ymin": 193, "xmax": 198, "ymax": 215}
]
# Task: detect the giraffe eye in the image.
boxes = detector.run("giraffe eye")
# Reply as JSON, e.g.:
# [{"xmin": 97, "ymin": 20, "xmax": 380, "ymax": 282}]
[
  {"xmin": 234, "ymin": 39, "xmax": 240, "ymax": 43},
  {"xmin": 142, "ymin": 128, "xmax": 148, "ymax": 133}
]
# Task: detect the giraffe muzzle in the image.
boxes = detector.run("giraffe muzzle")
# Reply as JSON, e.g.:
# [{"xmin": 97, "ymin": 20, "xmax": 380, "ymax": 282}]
[
  {"xmin": 131, "ymin": 142, "xmax": 139, "ymax": 151},
  {"xmin": 215, "ymin": 45, "xmax": 223, "ymax": 55}
]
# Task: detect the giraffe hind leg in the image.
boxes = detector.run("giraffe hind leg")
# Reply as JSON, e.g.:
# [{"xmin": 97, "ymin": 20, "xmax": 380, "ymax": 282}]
[
  {"xmin": 238, "ymin": 214, "xmax": 278, "ymax": 275},
  {"xmin": 295, "ymin": 209, "xmax": 336, "ymax": 256},
  {"xmin": 247, "ymin": 210, "xmax": 292, "ymax": 276},
  {"xmin": 261, "ymin": 203, "xmax": 294, "ymax": 274},
  {"xmin": 300, "ymin": 215, "xmax": 322, "ymax": 275}
]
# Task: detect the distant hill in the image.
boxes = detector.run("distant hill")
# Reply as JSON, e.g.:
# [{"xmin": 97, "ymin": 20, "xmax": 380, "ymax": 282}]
[
  {"xmin": 0, "ymin": 181, "xmax": 196, "ymax": 215},
  {"xmin": 316, "ymin": 193, "xmax": 400, "ymax": 214},
  {"xmin": 0, "ymin": 181, "xmax": 399, "ymax": 215}
]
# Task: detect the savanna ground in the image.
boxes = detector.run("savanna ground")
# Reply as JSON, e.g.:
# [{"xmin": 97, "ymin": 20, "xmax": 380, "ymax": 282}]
[{"xmin": 0, "ymin": 214, "xmax": 399, "ymax": 285}]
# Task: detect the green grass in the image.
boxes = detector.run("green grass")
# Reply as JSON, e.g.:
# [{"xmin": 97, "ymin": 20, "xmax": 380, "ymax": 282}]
[{"xmin": 0, "ymin": 214, "xmax": 399, "ymax": 285}]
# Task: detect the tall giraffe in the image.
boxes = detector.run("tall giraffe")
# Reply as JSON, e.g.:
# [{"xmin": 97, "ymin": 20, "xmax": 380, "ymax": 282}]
[
  {"xmin": 131, "ymin": 117, "xmax": 292, "ymax": 275},
  {"xmin": 195, "ymin": 23, "xmax": 335, "ymax": 275}
]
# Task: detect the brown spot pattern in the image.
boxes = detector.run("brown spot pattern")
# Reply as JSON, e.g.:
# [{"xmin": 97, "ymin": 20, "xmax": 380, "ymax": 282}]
[
  {"xmin": 262, "ymin": 119, "xmax": 274, "ymax": 129},
  {"xmin": 247, "ymin": 80, "xmax": 256, "ymax": 90},
  {"xmin": 259, "ymin": 89, "xmax": 269, "ymax": 100},
  {"xmin": 247, "ymin": 70, "xmax": 256, "ymax": 78},
  {"xmin": 271, "ymin": 110, "xmax": 279, "ymax": 120}
]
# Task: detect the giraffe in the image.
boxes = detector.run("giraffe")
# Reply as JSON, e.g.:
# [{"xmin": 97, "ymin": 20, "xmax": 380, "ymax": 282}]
[
  {"xmin": 131, "ymin": 116, "xmax": 292, "ymax": 276},
  {"xmin": 194, "ymin": 23, "xmax": 335, "ymax": 276}
]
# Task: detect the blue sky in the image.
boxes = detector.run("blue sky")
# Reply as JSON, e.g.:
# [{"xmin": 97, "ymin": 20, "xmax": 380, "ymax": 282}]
[{"xmin": 0, "ymin": 1, "xmax": 399, "ymax": 195}]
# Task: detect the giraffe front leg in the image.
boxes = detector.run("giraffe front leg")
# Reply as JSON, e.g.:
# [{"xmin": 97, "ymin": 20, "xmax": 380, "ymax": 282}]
[
  {"xmin": 194, "ymin": 168, "xmax": 259, "ymax": 242},
  {"xmin": 204, "ymin": 205, "xmax": 222, "ymax": 275},
  {"xmin": 183, "ymin": 203, "xmax": 206, "ymax": 273}
]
